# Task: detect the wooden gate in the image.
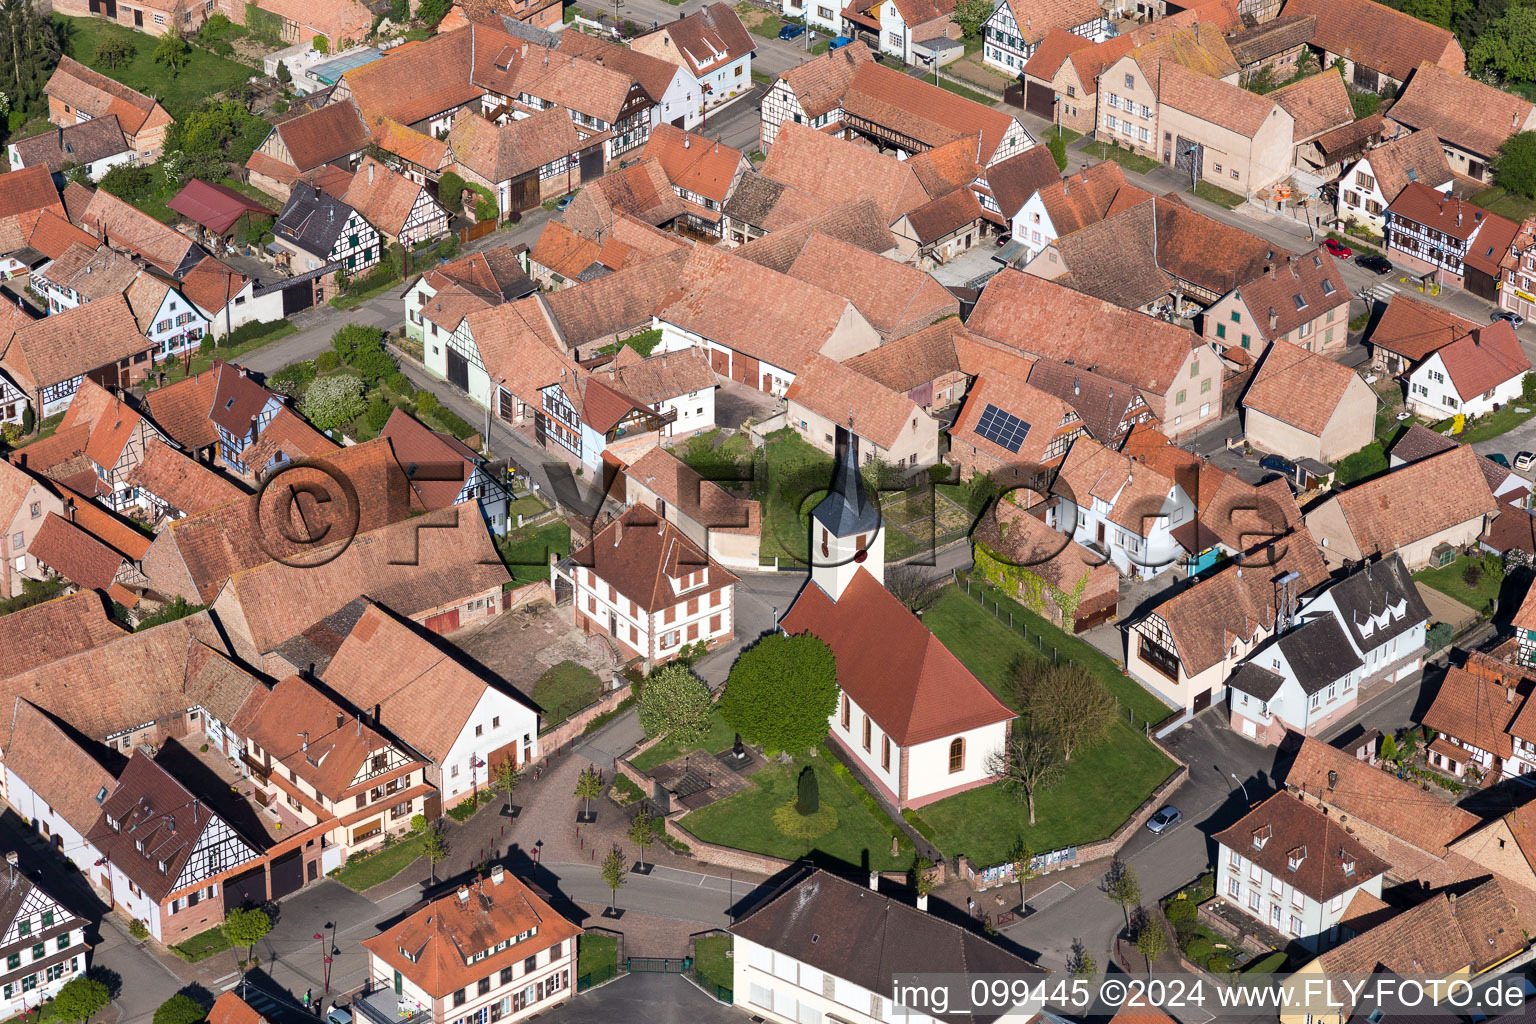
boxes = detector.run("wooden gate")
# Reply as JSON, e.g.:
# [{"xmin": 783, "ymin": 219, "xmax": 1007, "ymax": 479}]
[
  {"xmin": 1024, "ymin": 81, "xmax": 1053, "ymax": 118},
  {"xmin": 457, "ymin": 219, "xmax": 496, "ymax": 244},
  {"xmin": 709, "ymin": 348, "xmax": 729, "ymax": 374},
  {"xmin": 580, "ymin": 148, "xmax": 605, "ymax": 183},
  {"xmin": 447, "ymin": 348, "xmax": 469, "ymax": 390},
  {"xmin": 507, "ymin": 171, "xmax": 540, "ymax": 214},
  {"xmin": 734, "ymin": 352, "xmax": 759, "ymax": 388}
]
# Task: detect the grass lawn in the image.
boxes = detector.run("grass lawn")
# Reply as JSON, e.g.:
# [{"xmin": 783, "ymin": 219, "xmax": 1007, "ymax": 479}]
[
  {"xmin": 674, "ymin": 428, "xmax": 753, "ymax": 482},
  {"xmin": 751, "ymin": 69, "xmax": 773, "ymax": 85},
  {"xmin": 1080, "ymin": 141, "xmax": 1160, "ymax": 174},
  {"xmin": 54, "ymin": 15, "xmax": 254, "ymax": 117},
  {"xmin": 1190, "ymin": 180, "xmax": 1245, "ymax": 209},
  {"xmin": 1448, "ymin": 403, "xmax": 1536, "ymax": 445},
  {"xmin": 928, "ymin": 581, "xmax": 1173, "ymax": 727},
  {"xmin": 169, "ymin": 925, "xmax": 232, "ymax": 962},
  {"xmin": 152, "ymin": 322, "xmax": 298, "ymax": 387},
  {"xmin": 911, "ymin": 720, "xmax": 1175, "ymax": 865},
  {"xmin": 757, "ymin": 428, "xmax": 836, "ymax": 564},
  {"xmin": 598, "ymin": 328, "xmax": 662, "ymax": 358},
  {"xmin": 330, "ymin": 270, "xmax": 405, "ymax": 310},
  {"xmin": 935, "ymin": 76, "xmax": 997, "ymax": 105},
  {"xmin": 682, "ymin": 747, "xmax": 912, "ymax": 870},
  {"xmin": 631, "ymin": 706, "xmax": 736, "ymax": 770},
  {"xmin": 496, "ymin": 520, "xmax": 572, "ymax": 583},
  {"xmin": 744, "ymin": 11, "xmax": 785, "ymax": 37},
  {"xmin": 578, "ymin": 934, "xmax": 619, "ymax": 985},
  {"xmin": 1332, "ymin": 440, "xmax": 1389, "ymax": 486},
  {"xmin": 1051, "ymin": 126, "xmax": 1084, "ymax": 144},
  {"xmin": 335, "ymin": 834, "xmax": 424, "ymax": 891},
  {"xmin": 693, "ymin": 934, "xmax": 734, "ymax": 995},
  {"xmin": 1413, "ymin": 554, "xmax": 1503, "ymax": 615},
  {"xmin": 1472, "ymin": 186, "xmax": 1536, "ymax": 223},
  {"xmin": 506, "ymin": 495, "xmax": 549, "ymax": 522},
  {"xmin": 532, "ymin": 661, "xmax": 603, "ymax": 728}
]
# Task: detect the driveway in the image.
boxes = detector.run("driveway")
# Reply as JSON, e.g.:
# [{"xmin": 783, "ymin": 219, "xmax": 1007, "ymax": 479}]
[
  {"xmin": 1472, "ymin": 416, "xmax": 1536, "ymax": 464},
  {"xmin": 714, "ymin": 380, "xmax": 781, "ymax": 430},
  {"xmin": 538, "ymin": 972, "xmax": 741, "ymax": 1024}
]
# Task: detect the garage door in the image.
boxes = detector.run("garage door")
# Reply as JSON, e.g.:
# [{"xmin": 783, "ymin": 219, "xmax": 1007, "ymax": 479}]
[
  {"xmin": 735, "ymin": 353, "xmax": 760, "ymax": 389},
  {"xmin": 269, "ymin": 848, "xmax": 304, "ymax": 902},
  {"xmin": 1025, "ymin": 81, "xmax": 1054, "ymax": 119},
  {"xmin": 224, "ymin": 866, "xmax": 267, "ymax": 909},
  {"xmin": 424, "ymin": 608, "xmax": 460, "ymax": 634},
  {"xmin": 709, "ymin": 348, "xmax": 729, "ymax": 375},
  {"xmin": 447, "ymin": 349, "xmax": 469, "ymax": 391}
]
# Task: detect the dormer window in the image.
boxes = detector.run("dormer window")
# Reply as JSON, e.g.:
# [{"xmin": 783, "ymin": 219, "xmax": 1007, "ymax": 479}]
[
  {"xmin": 134, "ymin": 839, "xmax": 144, "ymax": 853},
  {"xmin": 1341, "ymin": 855, "xmax": 1356, "ymax": 877},
  {"xmin": 156, "ymin": 860, "xmax": 167, "ymax": 874},
  {"xmin": 1252, "ymin": 824, "xmax": 1272, "ymax": 850},
  {"xmin": 1287, "ymin": 846, "xmax": 1306, "ymax": 871}
]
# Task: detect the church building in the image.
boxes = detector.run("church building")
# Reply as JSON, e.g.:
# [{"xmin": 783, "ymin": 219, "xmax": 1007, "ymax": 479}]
[{"xmin": 780, "ymin": 431, "xmax": 1015, "ymax": 809}]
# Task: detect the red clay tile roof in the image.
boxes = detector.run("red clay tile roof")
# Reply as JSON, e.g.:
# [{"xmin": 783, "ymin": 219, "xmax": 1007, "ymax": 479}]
[
  {"xmin": 378, "ymin": 408, "xmax": 482, "ymax": 511},
  {"xmin": 29, "ymin": 511, "xmax": 132, "ymax": 591},
  {"xmin": 776, "ymin": 40, "xmax": 873, "ymax": 119},
  {"xmin": 785, "ymin": 354, "xmax": 924, "ymax": 452},
  {"xmin": 1002, "ymin": 0, "xmax": 1103, "ymax": 48},
  {"xmin": 973, "ymin": 497, "xmax": 1118, "ymax": 598},
  {"xmin": 1358, "ymin": 130, "xmax": 1454, "ymax": 206},
  {"xmin": 1149, "ymin": 533, "xmax": 1328, "ymax": 675},
  {"xmin": 905, "ymin": 134, "xmax": 984, "ymax": 198},
  {"xmin": 21, "ymin": 208, "xmax": 96, "ymax": 261},
  {"xmin": 178, "ymin": 257, "xmax": 250, "ymax": 316},
  {"xmin": 843, "ymin": 317, "xmax": 967, "ymax": 393},
  {"xmin": 1155, "ymin": 59, "xmax": 1286, "ymax": 138},
  {"xmin": 446, "ymin": 104, "xmax": 579, "ymax": 184},
  {"xmin": 556, "ymin": 30, "xmax": 682, "ymax": 103},
  {"xmin": 1055, "ymin": 434, "xmax": 1179, "ymax": 533},
  {"xmin": 785, "ymin": 233, "xmax": 957, "ymax": 338},
  {"xmin": 968, "ymin": 269, "xmax": 1205, "ymax": 396},
  {"xmin": 951, "ymin": 369, "xmax": 1080, "ymax": 470},
  {"xmin": 1425, "ymin": 663, "xmax": 1526, "ymax": 757},
  {"xmin": 841, "ymin": 60, "xmax": 1023, "ymax": 165},
  {"xmin": 1326, "ymin": 444, "xmax": 1497, "ymax": 556},
  {"xmin": 1232, "ymin": 247, "xmax": 1351, "ymax": 339},
  {"xmin": 0, "ymin": 697, "xmax": 119, "ymax": 836},
  {"xmin": 564, "ymin": 158, "xmax": 686, "ymax": 237},
  {"xmin": 588, "ymin": 346, "xmax": 718, "ymax": 406},
  {"xmin": 984, "ymin": 145, "xmax": 1061, "ymax": 218},
  {"xmin": 1033, "ymin": 160, "xmax": 1154, "ymax": 236},
  {"xmin": 621, "ymin": 446, "xmax": 759, "ymax": 537},
  {"xmin": 1027, "ymin": 357, "xmax": 1156, "ymax": 441},
  {"xmin": 127, "ymin": 440, "xmax": 247, "ymax": 517},
  {"xmin": 1390, "ymin": 61, "xmax": 1535, "ymax": 160},
  {"xmin": 165, "ymin": 180, "xmax": 274, "ymax": 236},
  {"xmin": 219, "ymin": 506, "xmax": 510, "ymax": 654},
  {"xmin": 0, "ymin": 589, "xmax": 125, "ymax": 679},
  {"xmin": 342, "ymin": 156, "xmax": 433, "ymax": 237},
  {"xmin": 1317, "ymin": 877, "xmax": 1522, "ymax": 983},
  {"xmin": 1243, "ymin": 341, "xmax": 1363, "ymax": 436},
  {"xmin": 642, "ymin": 2, "xmax": 755, "ymax": 78},
  {"xmin": 1022, "ymin": 27, "xmax": 1096, "ymax": 81},
  {"xmin": 1211, "ymin": 792, "xmax": 1389, "ymax": 902},
  {"xmin": 781, "ymin": 567, "xmax": 1014, "ymax": 745},
  {"xmin": 208, "ymin": 993, "xmax": 265, "ymax": 1024},
  {"xmin": 641, "ymin": 124, "xmax": 745, "ymax": 205},
  {"xmin": 761, "ymin": 122, "xmax": 932, "ymax": 223},
  {"xmin": 1269, "ymin": 70, "xmax": 1354, "ymax": 142},
  {"xmin": 1434, "ymin": 320, "xmax": 1531, "ymax": 401},
  {"xmin": 241, "ymin": 405, "xmax": 341, "ymax": 477},
  {"xmin": 1368, "ymin": 290, "xmax": 1474, "ymax": 361},
  {"xmin": 570, "ymin": 503, "xmax": 738, "ymax": 613},
  {"xmin": 1281, "ymin": 0, "xmax": 1463, "ymax": 82},
  {"xmin": 370, "ymin": 118, "xmax": 449, "ymax": 172},
  {"xmin": 904, "ymin": 187, "xmax": 983, "ymax": 244},
  {"xmin": 543, "ymin": 249, "xmax": 688, "ymax": 348},
  {"xmin": 360, "ymin": 872, "xmax": 581, "ymax": 1000},
  {"xmin": 0, "ymin": 293, "xmax": 151, "ymax": 394},
  {"xmin": 60, "ymin": 378, "xmax": 147, "ymax": 471},
  {"xmin": 44, "ymin": 58, "xmax": 168, "ymax": 140},
  {"xmin": 0, "ymin": 166, "xmax": 63, "ymax": 225},
  {"xmin": 732, "ymin": 194, "xmax": 897, "ymax": 273},
  {"xmin": 79, "ymin": 189, "xmax": 199, "ymax": 277}
]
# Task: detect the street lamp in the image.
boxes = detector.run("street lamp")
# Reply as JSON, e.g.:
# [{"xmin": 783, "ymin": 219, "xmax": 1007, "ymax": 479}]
[
  {"xmin": 315, "ymin": 932, "xmax": 334, "ymax": 995},
  {"xmin": 1230, "ymin": 772, "xmax": 1250, "ymax": 804},
  {"xmin": 534, "ymin": 839, "xmax": 544, "ymax": 866},
  {"xmin": 471, "ymin": 755, "xmax": 487, "ymax": 803}
]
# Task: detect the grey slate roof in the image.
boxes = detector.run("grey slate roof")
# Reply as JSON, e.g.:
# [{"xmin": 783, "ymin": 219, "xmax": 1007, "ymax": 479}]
[
  {"xmin": 812, "ymin": 431, "xmax": 880, "ymax": 538},
  {"xmin": 496, "ymin": 15, "xmax": 560, "ymax": 46},
  {"xmin": 1277, "ymin": 616, "xmax": 1363, "ymax": 695},
  {"xmin": 720, "ymin": 171, "xmax": 789, "ymax": 229},
  {"xmin": 274, "ymin": 182, "xmax": 361, "ymax": 260},
  {"xmin": 1326, "ymin": 554, "xmax": 1428, "ymax": 654},
  {"xmin": 731, "ymin": 869, "xmax": 1045, "ymax": 1024},
  {"xmin": 267, "ymin": 596, "xmax": 372, "ymax": 677},
  {"xmin": 1229, "ymin": 660, "xmax": 1286, "ymax": 701}
]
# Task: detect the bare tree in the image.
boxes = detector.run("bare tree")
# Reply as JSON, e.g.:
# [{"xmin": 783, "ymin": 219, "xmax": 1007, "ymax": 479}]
[
  {"xmin": 1099, "ymin": 857, "xmax": 1141, "ymax": 928},
  {"xmin": 984, "ymin": 726, "xmax": 1064, "ymax": 825},
  {"xmin": 1011, "ymin": 663, "xmax": 1117, "ymax": 761},
  {"xmin": 885, "ymin": 563, "xmax": 943, "ymax": 613}
]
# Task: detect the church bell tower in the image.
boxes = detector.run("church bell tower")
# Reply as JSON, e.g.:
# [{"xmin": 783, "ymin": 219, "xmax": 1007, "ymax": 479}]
[{"xmin": 810, "ymin": 426, "xmax": 884, "ymax": 601}]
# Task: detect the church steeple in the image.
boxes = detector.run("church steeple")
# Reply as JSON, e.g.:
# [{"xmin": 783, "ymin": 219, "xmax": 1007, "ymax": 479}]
[{"xmin": 810, "ymin": 427, "xmax": 884, "ymax": 600}]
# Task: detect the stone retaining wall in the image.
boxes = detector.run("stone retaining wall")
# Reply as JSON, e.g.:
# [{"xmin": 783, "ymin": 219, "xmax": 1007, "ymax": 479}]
[{"xmin": 540, "ymin": 682, "xmax": 633, "ymax": 754}]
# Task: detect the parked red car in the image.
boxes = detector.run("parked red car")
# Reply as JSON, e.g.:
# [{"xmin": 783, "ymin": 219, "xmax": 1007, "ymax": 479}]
[{"xmin": 1323, "ymin": 237, "xmax": 1352, "ymax": 259}]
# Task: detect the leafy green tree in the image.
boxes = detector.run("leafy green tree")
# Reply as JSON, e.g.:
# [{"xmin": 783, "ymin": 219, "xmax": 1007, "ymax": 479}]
[
  {"xmin": 637, "ymin": 662, "xmax": 711, "ymax": 742},
  {"xmin": 153, "ymin": 31, "xmax": 192, "ymax": 78},
  {"xmin": 1380, "ymin": 732, "xmax": 1399, "ymax": 762},
  {"xmin": 1396, "ymin": 0, "xmax": 1453, "ymax": 27},
  {"xmin": 1065, "ymin": 938, "xmax": 1096, "ymax": 978},
  {"xmin": 600, "ymin": 846, "xmax": 627, "ymax": 911},
  {"xmin": 574, "ymin": 764, "xmax": 602, "ymax": 815},
  {"xmin": 1524, "ymin": 371, "xmax": 1536, "ymax": 402},
  {"xmin": 421, "ymin": 819, "xmax": 449, "ymax": 883},
  {"xmin": 97, "ymin": 164, "xmax": 157, "ymax": 204},
  {"xmin": 94, "ymin": 35, "xmax": 135, "ymax": 70},
  {"xmin": 1495, "ymin": 131, "xmax": 1536, "ymax": 198},
  {"xmin": 364, "ymin": 397, "xmax": 392, "ymax": 432},
  {"xmin": 984, "ymin": 724, "xmax": 1064, "ymax": 824},
  {"xmin": 353, "ymin": 347, "xmax": 398, "ymax": 386},
  {"xmin": 1427, "ymin": 621, "xmax": 1453, "ymax": 653},
  {"xmin": 719, "ymin": 634, "xmax": 837, "ymax": 753},
  {"xmin": 952, "ymin": 0, "xmax": 993, "ymax": 36},
  {"xmin": 20, "ymin": 405, "xmax": 34, "ymax": 435},
  {"xmin": 409, "ymin": 812, "xmax": 428, "ymax": 833},
  {"xmin": 437, "ymin": 171, "xmax": 466, "ymax": 213},
  {"xmin": 1469, "ymin": 4, "xmax": 1536, "ymax": 82},
  {"xmin": 1008, "ymin": 836, "xmax": 1036, "ymax": 911},
  {"xmin": 1135, "ymin": 916, "xmax": 1166, "ymax": 974},
  {"xmin": 1099, "ymin": 856, "xmax": 1140, "ymax": 927},
  {"xmin": 490, "ymin": 754, "xmax": 521, "ymax": 814},
  {"xmin": 275, "ymin": 59, "xmax": 291, "ymax": 84},
  {"xmin": 222, "ymin": 906, "xmax": 271, "ymax": 957},
  {"xmin": 300, "ymin": 375, "xmax": 367, "ymax": 431},
  {"xmin": 627, "ymin": 807, "xmax": 655, "ymax": 869},
  {"xmin": 1349, "ymin": 89, "xmax": 1382, "ymax": 119},
  {"xmin": 152, "ymin": 994, "xmax": 206, "ymax": 1024},
  {"xmin": 45, "ymin": 977, "xmax": 111, "ymax": 1024},
  {"xmin": 796, "ymin": 764, "xmax": 819, "ymax": 815},
  {"xmin": 0, "ymin": 0, "xmax": 63, "ymax": 122}
]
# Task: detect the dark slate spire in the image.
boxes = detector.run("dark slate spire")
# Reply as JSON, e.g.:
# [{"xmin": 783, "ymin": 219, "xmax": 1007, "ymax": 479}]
[{"xmin": 812, "ymin": 427, "xmax": 880, "ymax": 536}]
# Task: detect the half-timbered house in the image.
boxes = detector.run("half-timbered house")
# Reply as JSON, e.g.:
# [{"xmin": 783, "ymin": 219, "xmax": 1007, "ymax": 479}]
[
  {"xmin": 380, "ymin": 408, "xmax": 511, "ymax": 535},
  {"xmin": 0, "ymin": 296, "xmax": 157, "ymax": 422},
  {"xmin": 56, "ymin": 380, "xmax": 174, "ymax": 515},
  {"xmin": 0, "ymin": 857, "xmax": 89, "ymax": 1017},
  {"xmin": 237, "ymin": 675, "xmax": 434, "ymax": 860},
  {"xmin": 341, "ymin": 157, "xmax": 449, "ymax": 248},
  {"xmin": 88, "ymin": 752, "xmax": 265, "ymax": 944},
  {"xmin": 271, "ymin": 183, "xmax": 381, "ymax": 276},
  {"xmin": 982, "ymin": 0, "xmax": 1109, "ymax": 75},
  {"xmin": 537, "ymin": 375, "xmax": 674, "ymax": 473}
]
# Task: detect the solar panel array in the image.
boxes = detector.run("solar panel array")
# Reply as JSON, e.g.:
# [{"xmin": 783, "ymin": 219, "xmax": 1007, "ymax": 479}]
[{"xmin": 974, "ymin": 403, "xmax": 1031, "ymax": 453}]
